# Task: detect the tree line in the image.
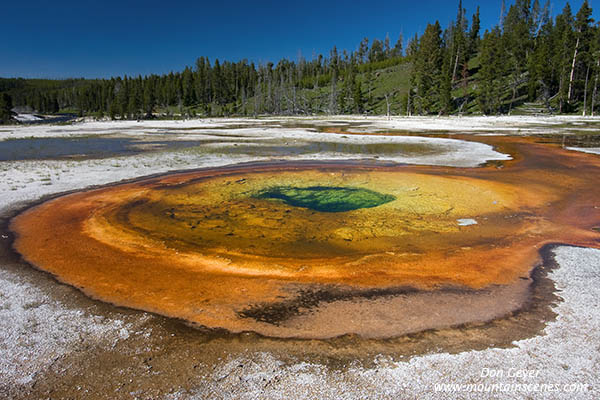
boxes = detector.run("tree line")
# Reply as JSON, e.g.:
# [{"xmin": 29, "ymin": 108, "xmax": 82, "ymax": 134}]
[
  {"xmin": 1, "ymin": 33, "xmax": 404, "ymax": 120},
  {"xmin": 1, "ymin": 0, "xmax": 599, "ymax": 121},
  {"xmin": 475, "ymin": 0, "xmax": 597, "ymax": 115},
  {"xmin": 408, "ymin": 0, "xmax": 599, "ymax": 116}
]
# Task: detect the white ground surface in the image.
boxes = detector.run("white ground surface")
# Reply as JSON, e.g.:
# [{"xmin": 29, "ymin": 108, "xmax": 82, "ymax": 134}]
[
  {"xmin": 4, "ymin": 114, "xmax": 600, "ymax": 138},
  {"xmin": 567, "ymin": 147, "xmax": 600, "ymax": 155},
  {"xmin": 12, "ymin": 114, "xmax": 43, "ymax": 123},
  {"xmin": 0, "ymin": 267, "xmax": 140, "ymax": 387},
  {"xmin": 184, "ymin": 246, "xmax": 600, "ymax": 400},
  {"xmin": 1, "ymin": 116, "xmax": 599, "ymax": 399}
]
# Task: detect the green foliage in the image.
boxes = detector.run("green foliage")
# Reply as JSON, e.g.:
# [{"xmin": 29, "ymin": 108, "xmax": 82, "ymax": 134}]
[
  {"xmin": 411, "ymin": 21, "xmax": 445, "ymax": 114},
  {"xmin": 478, "ymin": 28, "xmax": 506, "ymax": 114},
  {"xmin": 3, "ymin": 1, "xmax": 600, "ymax": 117},
  {"xmin": 351, "ymin": 74, "xmax": 364, "ymax": 113},
  {"xmin": 0, "ymin": 93, "xmax": 14, "ymax": 123}
]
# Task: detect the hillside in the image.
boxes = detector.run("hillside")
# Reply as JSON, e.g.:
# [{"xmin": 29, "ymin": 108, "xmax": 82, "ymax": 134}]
[{"xmin": 2, "ymin": 1, "xmax": 599, "ymax": 121}]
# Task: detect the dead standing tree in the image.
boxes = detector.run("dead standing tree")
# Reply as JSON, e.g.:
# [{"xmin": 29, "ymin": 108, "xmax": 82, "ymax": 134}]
[{"xmin": 383, "ymin": 89, "xmax": 399, "ymax": 120}]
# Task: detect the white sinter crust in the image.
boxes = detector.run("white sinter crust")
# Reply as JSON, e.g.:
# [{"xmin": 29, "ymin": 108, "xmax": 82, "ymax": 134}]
[{"xmin": 0, "ymin": 116, "xmax": 598, "ymax": 399}]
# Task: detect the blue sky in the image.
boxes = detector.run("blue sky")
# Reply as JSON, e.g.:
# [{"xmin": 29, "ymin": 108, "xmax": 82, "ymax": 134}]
[{"xmin": 1, "ymin": 0, "xmax": 597, "ymax": 78}]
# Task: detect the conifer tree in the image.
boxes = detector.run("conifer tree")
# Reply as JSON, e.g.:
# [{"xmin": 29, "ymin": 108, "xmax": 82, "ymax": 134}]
[
  {"xmin": 369, "ymin": 39, "xmax": 385, "ymax": 63},
  {"xmin": 568, "ymin": 0, "xmax": 593, "ymax": 102},
  {"xmin": 143, "ymin": 79, "xmax": 155, "ymax": 117},
  {"xmin": 50, "ymin": 96, "xmax": 59, "ymax": 114},
  {"xmin": 468, "ymin": 7, "xmax": 481, "ymax": 58},
  {"xmin": 7, "ymin": 1, "xmax": 600, "ymax": 118},
  {"xmin": 0, "ymin": 93, "xmax": 13, "ymax": 123},
  {"xmin": 450, "ymin": 0, "xmax": 468, "ymax": 82},
  {"xmin": 406, "ymin": 34, "xmax": 419, "ymax": 59},
  {"xmin": 589, "ymin": 27, "xmax": 600, "ymax": 115},
  {"xmin": 358, "ymin": 38, "xmax": 369, "ymax": 64},
  {"xmin": 391, "ymin": 33, "xmax": 404, "ymax": 57},
  {"xmin": 528, "ymin": 15, "xmax": 555, "ymax": 106},
  {"xmin": 412, "ymin": 21, "xmax": 443, "ymax": 114},
  {"xmin": 478, "ymin": 27, "xmax": 506, "ymax": 114},
  {"xmin": 351, "ymin": 74, "xmax": 364, "ymax": 113},
  {"xmin": 503, "ymin": 0, "xmax": 533, "ymax": 113},
  {"xmin": 384, "ymin": 33, "xmax": 391, "ymax": 58},
  {"xmin": 182, "ymin": 66, "xmax": 195, "ymax": 107},
  {"xmin": 555, "ymin": 3, "xmax": 575, "ymax": 112}
]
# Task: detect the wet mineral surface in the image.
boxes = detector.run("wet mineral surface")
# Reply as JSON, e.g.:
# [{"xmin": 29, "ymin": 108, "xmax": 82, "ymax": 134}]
[{"xmin": 10, "ymin": 136, "xmax": 600, "ymax": 339}]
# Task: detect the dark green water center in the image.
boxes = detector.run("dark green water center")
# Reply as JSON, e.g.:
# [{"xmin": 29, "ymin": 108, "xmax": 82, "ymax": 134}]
[{"xmin": 255, "ymin": 186, "xmax": 395, "ymax": 212}]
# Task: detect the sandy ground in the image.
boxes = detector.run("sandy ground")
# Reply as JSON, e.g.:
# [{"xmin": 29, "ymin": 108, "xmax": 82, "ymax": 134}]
[{"xmin": 1, "ymin": 116, "xmax": 599, "ymax": 399}]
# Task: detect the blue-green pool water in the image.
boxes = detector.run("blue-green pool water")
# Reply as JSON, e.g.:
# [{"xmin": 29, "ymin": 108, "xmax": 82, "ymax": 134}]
[{"xmin": 255, "ymin": 186, "xmax": 395, "ymax": 212}]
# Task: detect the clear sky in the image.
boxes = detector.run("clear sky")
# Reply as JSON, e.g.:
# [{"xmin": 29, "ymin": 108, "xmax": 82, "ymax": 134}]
[{"xmin": 1, "ymin": 0, "xmax": 597, "ymax": 79}]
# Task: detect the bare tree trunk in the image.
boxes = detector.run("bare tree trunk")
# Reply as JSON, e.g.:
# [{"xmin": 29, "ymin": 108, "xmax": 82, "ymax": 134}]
[
  {"xmin": 329, "ymin": 71, "xmax": 337, "ymax": 115},
  {"xmin": 267, "ymin": 74, "xmax": 272, "ymax": 113},
  {"xmin": 508, "ymin": 80, "xmax": 517, "ymax": 115},
  {"xmin": 452, "ymin": 48, "xmax": 460, "ymax": 82},
  {"xmin": 384, "ymin": 93, "xmax": 391, "ymax": 120},
  {"xmin": 254, "ymin": 77, "xmax": 261, "ymax": 118},
  {"xmin": 292, "ymin": 86, "xmax": 297, "ymax": 114},
  {"xmin": 583, "ymin": 64, "xmax": 590, "ymax": 116},
  {"xmin": 592, "ymin": 59, "xmax": 599, "ymax": 116},
  {"xmin": 241, "ymin": 87, "xmax": 246, "ymax": 115},
  {"xmin": 568, "ymin": 36, "xmax": 580, "ymax": 101},
  {"xmin": 289, "ymin": 69, "xmax": 297, "ymax": 114},
  {"xmin": 278, "ymin": 75, "xmax": 284, "ymax": 114},
  {"xmin": 407, "ymin": 86, "xmax": 412, "ymax": 116},
  {"xmin": 559, "ymin": 70, "xmax": 565, "ymax": 113}
]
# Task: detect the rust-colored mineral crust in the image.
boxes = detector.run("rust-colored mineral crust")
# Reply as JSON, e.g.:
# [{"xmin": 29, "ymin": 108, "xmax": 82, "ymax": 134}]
[{"xmin": 11, "ymin": 136, "xmax": 600, "ymax": 338}]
